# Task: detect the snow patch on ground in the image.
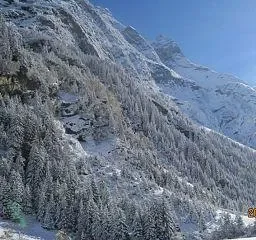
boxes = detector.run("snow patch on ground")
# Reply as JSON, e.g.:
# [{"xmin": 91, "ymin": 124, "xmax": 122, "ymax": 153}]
[
  {"xmin": 115, "ymin": 168, "xmax": 121, "ymax": 176},
  {"xmin": 215, "ymin": 209, "xmax": 255, "ymax": 227},
  {"xmin": 154, "ymin": 187, "xmax": 164, "ymax": 195},
  {"xmin": 58, "ymin": 91, "xmax": 78, "ymax": 104},
  {"xmin": 170, "ymin": 69, "xmax": 182, "ymax": 79},
  {"xmin": 177, "ymin": 176, "xmax": 194, "ymax": 188},
  {"xmin": 207, "ymin": 209, "xmax": 255, "ymax": 234},
  {"xmin": 180, "ymin": 222, "xmax": 198, "ymax": 233},
  {"xmin": 226, "ymin": 238, "xmax": 256, "ymax": 240},
  {"xmin": 81, "ymin": 137, "xmax": 117, "ymax": 157},
  {"xmin": 65, "ymin": 134, "xmax": 89, "ymax": 158},
  {"xmin": 0, "ymin": 217, "xmax": 55, "ymax": 240},
  {"xmin": 54, "ymin": 120, "xmax": 89, "ymax": 158}
]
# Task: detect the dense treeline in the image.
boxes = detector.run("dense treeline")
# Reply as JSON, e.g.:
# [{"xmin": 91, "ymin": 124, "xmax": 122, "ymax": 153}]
[
  {"xmin": 1, "ymin": 7, "xmax": 256, "ymax": 240},
  {"xmin": 208, "ymin": 213, "xmax": 256, "ymax": 240},
  {"xmin": 82, "ymin": 56, "xmax": 256, "ymax": 211}
]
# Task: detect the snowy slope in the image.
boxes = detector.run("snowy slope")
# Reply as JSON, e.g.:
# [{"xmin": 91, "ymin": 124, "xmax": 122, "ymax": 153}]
[
  {"xmin": 2, "ymin": 0, "xmax": 256, "ymax": 149},
  {"xmin": 85, "ymin": 3, "xmax": 256, "ymax": 149},
  {"xmin": 2, "ymin": 0, "xmax": 256, "ymax": 239},
  {"xmin": 103, "ymin": 12, "xmax": 256, "ymax": 149},
  {"xmin": 151, "ymin": 35, "xmax": 256, "ymax": 148},
  {"xmin": 152, "ymin": 35, "xmax": 243, "ymax": 89},
  {"xmin": 210, "ymin": 209, "xmax": 255, "ymax": 229}
]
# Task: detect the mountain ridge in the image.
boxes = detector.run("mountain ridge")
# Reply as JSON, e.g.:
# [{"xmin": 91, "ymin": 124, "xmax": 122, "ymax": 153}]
[
  {"xmin": 88, "ymin": 3, "xmax": 256, "ymax": 149},
  {"xmin": 1, "ymin": 0, "xmax": 256, "ymax": 239}
]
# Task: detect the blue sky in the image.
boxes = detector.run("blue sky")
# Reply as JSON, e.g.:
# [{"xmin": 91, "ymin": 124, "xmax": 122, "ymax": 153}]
[{"xmin": 91, "ymin": 0, "xmax": 256, "ymax": 84}]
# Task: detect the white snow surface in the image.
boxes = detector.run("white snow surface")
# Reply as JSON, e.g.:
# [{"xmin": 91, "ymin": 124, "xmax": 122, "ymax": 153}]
[
  {"xmin": 55, "ymin": 120, "xmax": 89, "ymax": 159},
  {"xmin": 81, "ymin": 137, "xmax": 117, "ymax": 157},
  {"xmin": 215, "ymin": 209, "xmax": 255, "ymax": 227},
  {"xmin": 157, "ymin": 71, "xmax": 256, "ymax": 148},
  {"xmin": 207, "ymin": 209, "xmax": 255, "ymax": 235},
  {"xmin": 177, "ymin": 176, "xmax": 194, "ymax": 188},
  {"xmin": 154, "ymin": 187, "xmax": 164, "ymax": 195},
  {"xmin": 58, "ymin": 91, "xmax": 78, "ymax": 104},
  {"xmin": 0, "ymin": 217, "xmax": 55, "ymax": 240},
  {"xmin": 226, "ymin": 238, "xmax": 256, "ymax": 240},
  {"xmin": 151, "ymin": 36, "xmax": 256, "ymax": 148}
]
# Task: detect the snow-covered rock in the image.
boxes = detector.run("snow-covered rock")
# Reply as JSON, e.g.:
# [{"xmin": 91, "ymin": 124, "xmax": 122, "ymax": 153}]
[
  {"xmin": 152, "ymin": 35, "xmax": 256, "ymax": 148},
  {"xmin": 122, "ymin": 26, "xmax": 161, "ymax": 62}
]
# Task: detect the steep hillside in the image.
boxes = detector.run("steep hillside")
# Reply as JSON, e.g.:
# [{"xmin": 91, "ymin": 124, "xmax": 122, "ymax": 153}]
[
  {"xmin": 151, "ymin": 35, "xmax": 256, "ymax": 149},
  {"xmin": 1, "ymin": 0, "xmax": 256, "ymax": 240}
]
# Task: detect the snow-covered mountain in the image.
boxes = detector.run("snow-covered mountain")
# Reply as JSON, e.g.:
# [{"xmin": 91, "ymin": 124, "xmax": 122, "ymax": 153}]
[
  {"xmin": 3, "ymin": 0, "xmax": 254, "ymax": 149},
  {"xmin": 1, "ymin": 0, "xmax": 256, "ymax": 239},
  {"xmin": 120, "ymin": 26, "xmax": 256, "ymax": 148},
  {"xmin": 92, "ymin": 4, "xmax": 256, "ymax": 149},
  {"xmin": 151, "ymin": 35, "xmax": 256, "ymax": 148}
]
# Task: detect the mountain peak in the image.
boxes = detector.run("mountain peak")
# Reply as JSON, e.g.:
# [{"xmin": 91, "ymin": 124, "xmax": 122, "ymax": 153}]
[
  {"xmin": 152, "ymin": 35, "xmax": 184, "ymax": 62},
  {"xmin": 122, "ymin": 26, "xmax": 161, "ymax": 62},
  {"xmin": 155, "ymin": 34, "xmax": 174, "ymax": 43}
]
